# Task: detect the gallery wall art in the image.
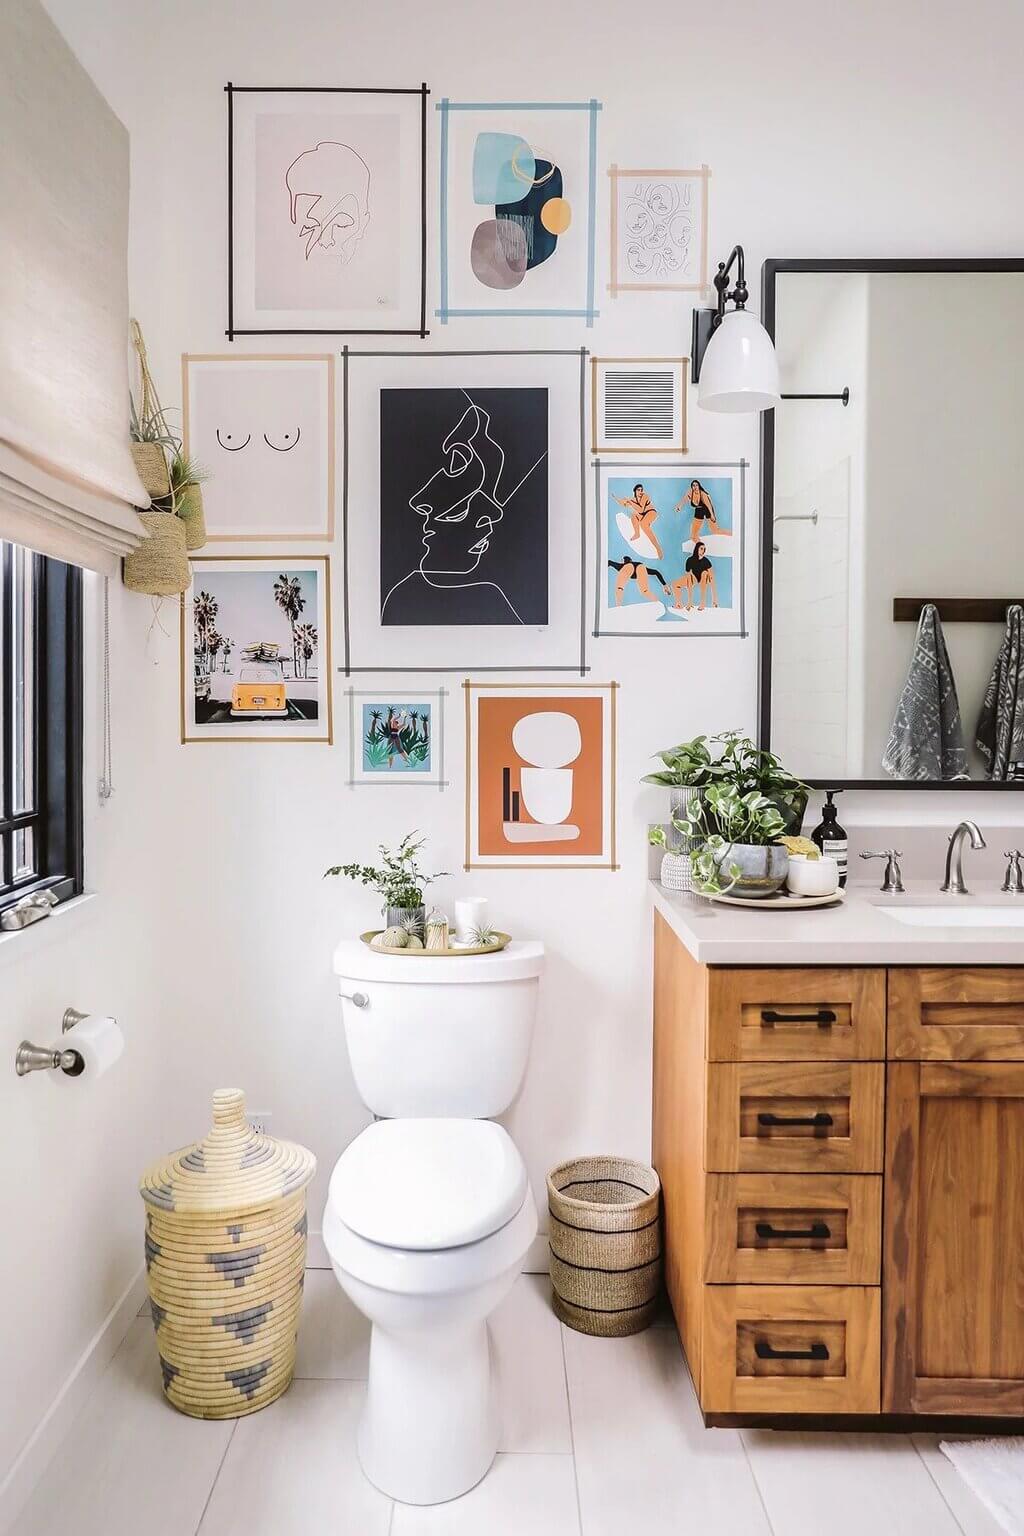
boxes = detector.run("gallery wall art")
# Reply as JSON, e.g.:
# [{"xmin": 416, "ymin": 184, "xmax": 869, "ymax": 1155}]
[
  {"xmin": 464, "ymin": 681, "xmax": 617, "ymax": 869},
  {"xmin": 593, "ymin": 460, "xmax": 746, "ymax": 638},
  {"xmin": 183, "ymin": 355, "xmax": 334, "ymax": 541},
  {"xmin": 341, "ymin": 348, "xmax": 588, "ymax": 674},
  {"xmin": 226, "ymin": 84, "xmax": 428, "ymax": 337},
  {"xmin": 591, "ymin": 357, "xmax": 688, "ymax": 453},
  {"xmin": 346, "ymin": 687, "xmax": 448, "ymax": 789},
  {"xmin": 607, "ymin": 166, "xmax": 710, "ymax": 296},
  {"xmin": 437, "ymin": 99, "xmax": 601, "ymax": 324},
  {"xmin": 181, "ymin": 556, "xmax": 332, "ymax": 742}
]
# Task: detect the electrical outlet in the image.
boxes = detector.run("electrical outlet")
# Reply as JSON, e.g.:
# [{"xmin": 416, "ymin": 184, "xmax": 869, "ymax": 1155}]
[{"xmin": 248, "ymin": 1111, "xmax": 272, "ymax": 1136}]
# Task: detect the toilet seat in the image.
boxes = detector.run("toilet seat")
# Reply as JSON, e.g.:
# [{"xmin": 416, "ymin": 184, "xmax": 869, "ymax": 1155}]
[
  {"xmin": 323, "ymin": 1119, "xmax": 535, "ymax": 1297},
  {"xmin": 329, "ymin": 1119, "xmax": 528, "ymax": 1250}
]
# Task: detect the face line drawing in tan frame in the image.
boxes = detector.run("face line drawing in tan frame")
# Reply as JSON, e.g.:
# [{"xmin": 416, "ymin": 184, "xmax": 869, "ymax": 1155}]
[
  {"xmin": 607, "ymin": 165, "xmax": 711, "ymax": 295},
  {"xmin": 182, "ymin": 353, "xmax": 336, "ymax": 542},
  {"xmin": 179, "ymin": 553, "xmax": 334, "ymax": 744},
  {"xmin": 462, "ymin": 680, "xmax": 618, "ymax": 871},
  {"xmin": 590, "ymin": 355, "xmax": 689, "ymax": 455}
]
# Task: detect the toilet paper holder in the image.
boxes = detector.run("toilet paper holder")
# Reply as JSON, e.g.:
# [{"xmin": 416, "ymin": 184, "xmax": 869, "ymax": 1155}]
[{"xmin": 15, "ymin": 1007, "xmax": 98, "ymax": 1077}]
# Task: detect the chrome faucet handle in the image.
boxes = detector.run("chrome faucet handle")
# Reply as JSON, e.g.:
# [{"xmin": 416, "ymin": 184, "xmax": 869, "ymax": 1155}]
[
  {"xmin": 860, "ymin": 850, "xmax": 905, "ymax": 894},
  {"xmin": 1002, "ymin": 850, "xmax": 1024, "ymax": 894}
]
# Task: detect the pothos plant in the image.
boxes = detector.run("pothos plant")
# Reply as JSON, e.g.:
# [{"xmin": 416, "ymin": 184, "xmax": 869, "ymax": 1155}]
[
  {"xmin": 642, "ymin": 730, "xmax": 808, "ymax": 832},
  {"xmin": 649, "ymin": 784, "xmax": 788, "ymax": 894},
  {"xmin": 324, "ymin": 831, "xmax": 448, "ymax": 911}
]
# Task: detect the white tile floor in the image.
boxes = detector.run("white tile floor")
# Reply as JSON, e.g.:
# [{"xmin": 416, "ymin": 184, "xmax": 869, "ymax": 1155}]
[{"xmin": 10, "ymin": 1272, "xmax": 1004, "ymax": 1536}]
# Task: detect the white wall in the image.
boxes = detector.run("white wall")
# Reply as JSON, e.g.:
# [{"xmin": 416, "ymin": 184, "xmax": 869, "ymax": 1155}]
[{"xmin": 8, "ymin": 0, "xmax": 1024, "ymax": 1499}]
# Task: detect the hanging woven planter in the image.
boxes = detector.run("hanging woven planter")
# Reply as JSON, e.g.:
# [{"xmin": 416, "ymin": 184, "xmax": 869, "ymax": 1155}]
[
  {"xmin": 122, "ymin": 509, "xmax": 190, "ymax": 596},
  {"xmin": 130, "ymin": 440, "xmax": 171, "ymax": 499},
  {"xmin": 139, "ymin": 1088, "xmax": 316, "ymax": 1420},
  {"xmin": 177, "ymin": 482, "xmax": 207, "ymax": 551}
]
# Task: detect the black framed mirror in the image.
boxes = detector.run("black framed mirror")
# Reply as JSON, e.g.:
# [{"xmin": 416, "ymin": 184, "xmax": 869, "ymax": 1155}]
[{"xmin": 759, "ymin": 258, "xmax": 1024, "ymax": 789}]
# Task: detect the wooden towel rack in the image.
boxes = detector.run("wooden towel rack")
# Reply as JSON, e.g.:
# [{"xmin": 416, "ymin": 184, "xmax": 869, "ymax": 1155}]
[{"xmin": 893, "ymin": 598, "xmax": 1023, "ymax": 624}]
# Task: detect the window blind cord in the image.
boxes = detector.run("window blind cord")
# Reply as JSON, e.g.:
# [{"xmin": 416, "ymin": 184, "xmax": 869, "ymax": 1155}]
[{"xmin": 98, "ymin": 576, "xmax": 114, "ymax": 803}]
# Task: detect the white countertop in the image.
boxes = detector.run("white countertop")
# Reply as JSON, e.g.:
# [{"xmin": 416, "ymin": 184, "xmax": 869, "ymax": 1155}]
[{"xmin": 650, "ymin": 878, "xmax": 1024, "ymax": 966}]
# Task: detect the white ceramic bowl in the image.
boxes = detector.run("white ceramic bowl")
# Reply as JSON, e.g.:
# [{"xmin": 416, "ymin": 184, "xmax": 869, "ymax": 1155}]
[{"xmin": 786, "ymin": 854, "xmax": 839, "ymax": 897}]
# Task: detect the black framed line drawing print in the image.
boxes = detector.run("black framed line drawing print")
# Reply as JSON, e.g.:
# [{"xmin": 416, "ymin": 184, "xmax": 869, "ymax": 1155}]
[
  {"xmin": 340, "ymin": 348, "xmax": 589, "ymax": 675},
  {"xmin": 226, "ymin": 83, "xmax": 429, "ymax": 338}
]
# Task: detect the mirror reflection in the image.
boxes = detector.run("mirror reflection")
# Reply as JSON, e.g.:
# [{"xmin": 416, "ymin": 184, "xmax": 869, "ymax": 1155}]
[{"xmin": 767, "ymin": 268, "xmax": 1024, "ymax": 784}]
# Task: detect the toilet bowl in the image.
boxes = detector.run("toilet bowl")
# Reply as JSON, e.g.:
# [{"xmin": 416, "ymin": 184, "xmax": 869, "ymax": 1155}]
[
  {"xmin": 324, "ymin": 1119, "xmax": 537, "ymax": 1505},
  {"xmin": 325, "ymin": 939, "xmax": 544, "ymax": 1505}
]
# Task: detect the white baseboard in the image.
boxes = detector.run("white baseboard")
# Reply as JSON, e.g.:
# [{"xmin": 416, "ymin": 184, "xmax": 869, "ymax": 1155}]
[
  {"xmin": 0, "ymin": 1263, "xmax": 147, "ymax": 1535},
  {"xmin": 306, "ymin": 1229, "xmax": 550, "ymax": 1275}
]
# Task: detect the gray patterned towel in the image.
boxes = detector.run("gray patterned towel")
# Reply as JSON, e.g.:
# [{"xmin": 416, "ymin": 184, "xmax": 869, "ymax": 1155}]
[
  {"xmin": 882, "ymin": 603, "xmax": 969, "ymax": 780},
  {"xmin": 976, "ymin": 604, "xmax": 1024, "ymax": 781}
]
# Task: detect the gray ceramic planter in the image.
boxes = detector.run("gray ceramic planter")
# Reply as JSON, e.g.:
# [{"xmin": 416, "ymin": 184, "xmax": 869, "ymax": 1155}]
[
  {"xmin": 383, "ymin": 903, "xmax": 426, "ymax": 934},
  {"xmin": 712, "ymin": 843, "xmax": 789, "ymax": 899}
]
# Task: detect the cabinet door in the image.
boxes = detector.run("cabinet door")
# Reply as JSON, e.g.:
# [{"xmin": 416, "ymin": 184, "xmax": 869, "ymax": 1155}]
[
  {"xmin": 884, "ymin": 1062, "xmax": 1024, "ymax": 1414},
  {"xmin": 889, "ymin": 968, "xmax": 1024, "ymax": 1060}
]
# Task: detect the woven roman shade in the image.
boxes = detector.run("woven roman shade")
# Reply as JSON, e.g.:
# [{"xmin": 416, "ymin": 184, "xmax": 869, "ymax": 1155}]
[{"xmin": 0, "ymin": 0, "xmax": 149, "ymax": 574}]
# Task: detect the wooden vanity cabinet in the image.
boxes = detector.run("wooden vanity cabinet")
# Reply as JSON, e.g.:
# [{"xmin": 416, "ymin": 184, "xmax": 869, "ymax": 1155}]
[{"xmin": 653, "ymin": 912, "xmax": 1024, "ymax": 1427}]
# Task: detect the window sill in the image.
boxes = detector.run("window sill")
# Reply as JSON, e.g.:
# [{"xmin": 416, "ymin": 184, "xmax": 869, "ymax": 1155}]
[{"xmin": 0, "ymin": 892, "xmax": 99, "ymax": 972}]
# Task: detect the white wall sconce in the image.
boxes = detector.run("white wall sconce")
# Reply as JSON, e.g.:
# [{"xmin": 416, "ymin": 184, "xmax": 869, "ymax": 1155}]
[{"xmin": 691, "ymin": 245, "xmax": 781, "ymax": 413}]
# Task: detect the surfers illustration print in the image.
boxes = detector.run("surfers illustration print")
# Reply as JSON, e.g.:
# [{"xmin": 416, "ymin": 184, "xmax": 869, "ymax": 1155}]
[
  {"xmin": 597, "ymin": 465, "xmax": 741, "ymax": 635},
  {"xmin": 379, "ymin": 387, "xmax": 549, "ymax": 626}
]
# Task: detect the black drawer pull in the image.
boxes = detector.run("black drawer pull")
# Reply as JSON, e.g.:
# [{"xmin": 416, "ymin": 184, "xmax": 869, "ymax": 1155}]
[
  {"xmin": 760, "ymin": 1009, "xmax": 837, "ymax": 1029},
  {"xmin": 757, "ymin": 1111, "xmax": 834, "ymax": 1130},
  {"xmin": 755, "ymin": 1339, "xmax": 829, "ymax": 1362},
  {"xmin": 755, "ymin": 1220, "xmax": 831, "ymax": 1241}
]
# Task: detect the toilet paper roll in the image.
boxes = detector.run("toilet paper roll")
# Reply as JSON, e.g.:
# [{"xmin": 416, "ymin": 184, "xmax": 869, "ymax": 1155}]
[{"xmin": 53, "ymin": 1014, "xmax": 124, "ymax": 1082}]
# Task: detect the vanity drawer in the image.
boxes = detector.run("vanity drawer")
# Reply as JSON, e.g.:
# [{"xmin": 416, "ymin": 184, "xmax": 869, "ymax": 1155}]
[
  {"xmin": 704, "ymin": 1173, "xmax": 881, "ymax": 1284},
  {"xmin": 707, "ymin": 968, "xmax": 885, "ymax": 1062},
  {"xmin": 705, "ymin": 1062, "xmax": 884, "ymax": 1173},
  {"xmin": 889, "ymin": 968, "xmax": 1024, "ymax": 1060},
  {"xmin": 702, "ymin": 1284, "xmax": 880, "ymax": 1415}
]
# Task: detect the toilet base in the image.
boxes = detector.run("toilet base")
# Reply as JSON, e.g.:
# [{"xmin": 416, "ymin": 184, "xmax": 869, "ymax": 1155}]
[{"xmin": 357, "ymin": 1318, "xmax": 498, "ymax": 1505}]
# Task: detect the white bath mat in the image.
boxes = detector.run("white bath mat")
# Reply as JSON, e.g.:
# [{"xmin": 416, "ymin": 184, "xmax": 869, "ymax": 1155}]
[{"xmin": 941, "ymin": 1437, "xmax": 1024, "ymax": 1535}]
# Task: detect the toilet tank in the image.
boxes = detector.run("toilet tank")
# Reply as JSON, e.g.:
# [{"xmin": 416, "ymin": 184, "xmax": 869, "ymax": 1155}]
[{"xmin": 333, "ymin": 940, "xmax": 544, "ymax": 1118}]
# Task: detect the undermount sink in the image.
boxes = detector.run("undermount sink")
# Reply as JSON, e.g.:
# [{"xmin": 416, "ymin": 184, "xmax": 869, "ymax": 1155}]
[{"xmin": 880, "ymin": 904, "xmax": 1024, "ymax": 928}]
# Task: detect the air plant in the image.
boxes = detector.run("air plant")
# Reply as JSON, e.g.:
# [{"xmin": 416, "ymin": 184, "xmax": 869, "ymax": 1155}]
[{"xmin": 468, "ymin": 922, "xmax": 501, "ymax": 948}]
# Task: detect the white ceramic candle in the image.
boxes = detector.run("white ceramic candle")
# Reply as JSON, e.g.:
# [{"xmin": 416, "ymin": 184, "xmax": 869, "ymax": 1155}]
[{"xmin": 454, "ymin": 897, "xmax": 489, "ymax": 945}]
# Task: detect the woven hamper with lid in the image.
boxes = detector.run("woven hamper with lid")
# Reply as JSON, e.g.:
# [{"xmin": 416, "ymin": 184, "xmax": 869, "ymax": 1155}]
[
  {"xmin": 547, "ymin": 1156, "xmax": 662, "ymax": 1337},
  {"xmin": 139, "ymin": 1088, "xmax": 315, "ymax": 1418}
]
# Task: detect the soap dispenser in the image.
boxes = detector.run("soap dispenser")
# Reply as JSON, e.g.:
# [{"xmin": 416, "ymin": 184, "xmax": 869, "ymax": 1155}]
[{"xmin": 811, "ymin": 790, "xmax": 848, "ymax": 888}]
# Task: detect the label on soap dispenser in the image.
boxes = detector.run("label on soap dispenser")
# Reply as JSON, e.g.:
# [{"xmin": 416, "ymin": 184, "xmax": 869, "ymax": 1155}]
[{"xmin": 821, "ymin": 838, "xmax": 848, "ymax": 885}]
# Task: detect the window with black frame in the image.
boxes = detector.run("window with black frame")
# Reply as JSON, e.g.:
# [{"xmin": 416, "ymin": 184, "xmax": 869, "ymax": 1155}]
[{"xmin": 0, "ymin": 542, "xmax": 83, "ymax": 912}]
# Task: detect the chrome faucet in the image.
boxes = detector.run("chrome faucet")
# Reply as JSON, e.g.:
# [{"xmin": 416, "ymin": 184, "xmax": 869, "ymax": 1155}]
[{"xmin": 940, "ymin": 820, "xmax": 987, "ymax": 895}]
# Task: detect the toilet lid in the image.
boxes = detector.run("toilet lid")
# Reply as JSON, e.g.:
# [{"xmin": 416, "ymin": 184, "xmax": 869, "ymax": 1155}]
[{"xmin": 328, "ymin": 1119, "xmax": 528, "ymax": 1251}]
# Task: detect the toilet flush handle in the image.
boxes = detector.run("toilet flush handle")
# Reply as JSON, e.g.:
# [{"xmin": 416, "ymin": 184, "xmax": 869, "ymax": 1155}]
[{"xmin": 339, "ymin": 989, "xmax": 369, "ymax": 1009}]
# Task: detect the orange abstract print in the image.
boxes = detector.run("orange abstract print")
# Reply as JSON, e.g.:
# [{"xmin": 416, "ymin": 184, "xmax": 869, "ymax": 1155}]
[{"xmin": 477, "ymin": 695, "xmax": 604, "ymax": 857}]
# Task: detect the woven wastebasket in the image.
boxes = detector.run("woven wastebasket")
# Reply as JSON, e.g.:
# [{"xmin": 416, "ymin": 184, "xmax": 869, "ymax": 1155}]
[
  {"xmin": 547, "ymin": 1156, "xmax": 662, "ymax": 1337},
  {"xmin": 139, "ymin": 1088, "xmax": 315, "ymax": 1419}
]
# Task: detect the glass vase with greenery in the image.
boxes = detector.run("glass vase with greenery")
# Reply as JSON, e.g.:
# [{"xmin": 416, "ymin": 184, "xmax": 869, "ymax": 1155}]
[{"xmin": 325, "ymin": 831, "xmax": 448, "ymax": 936}]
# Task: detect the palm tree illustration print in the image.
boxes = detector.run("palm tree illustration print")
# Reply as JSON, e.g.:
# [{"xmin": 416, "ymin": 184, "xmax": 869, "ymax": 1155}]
[{"xmin": 273, "ymin": 573, "xmax": 306, "ymax": 677}]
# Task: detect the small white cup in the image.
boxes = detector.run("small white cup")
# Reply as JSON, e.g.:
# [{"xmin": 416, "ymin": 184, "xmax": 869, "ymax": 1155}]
[
  {"xmin": 454, "ymin": 896, "xmax": 489, "ymax": 945},
  {"xmin": 786, "ymin": 854, "xmax": 840, "ymax": 898}
]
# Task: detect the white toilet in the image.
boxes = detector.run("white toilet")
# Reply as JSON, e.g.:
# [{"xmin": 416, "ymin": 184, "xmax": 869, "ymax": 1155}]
[{"xmin": 323, "ymin": 938, "xmax": 544, "ymax": 1506}]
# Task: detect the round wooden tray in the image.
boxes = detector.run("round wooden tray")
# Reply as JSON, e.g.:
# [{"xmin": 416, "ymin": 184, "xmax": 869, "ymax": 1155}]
[
  {"xmin": 360, "ymin": 930, "xmax": 512, "ymax": 956},
  {"xmin": 707, "ymin": 889, "xmax": 845, "ymax": 911}
]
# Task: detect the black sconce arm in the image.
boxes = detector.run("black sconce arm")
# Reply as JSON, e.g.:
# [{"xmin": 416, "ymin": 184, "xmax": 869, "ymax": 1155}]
[{"xmin": 714, "ymin": 245, "xmax": 749, "ymax": 321}]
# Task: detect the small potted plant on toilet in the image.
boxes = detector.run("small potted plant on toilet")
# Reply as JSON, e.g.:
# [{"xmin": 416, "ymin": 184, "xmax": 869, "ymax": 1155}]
[{"xmin": 325, "ymin": 830, "xmax": 447, "ymax": 942}]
